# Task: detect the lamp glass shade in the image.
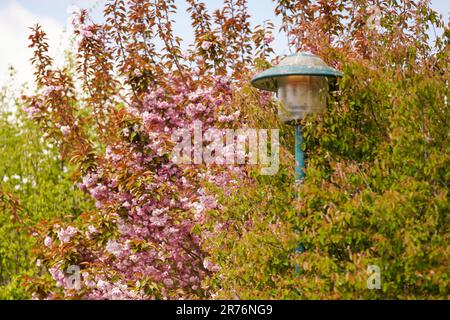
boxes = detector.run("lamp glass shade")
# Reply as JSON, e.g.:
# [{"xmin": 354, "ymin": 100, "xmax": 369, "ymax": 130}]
[{"xmin": 277, "ymin": 75, "xmax": 327, "ymax": 122}]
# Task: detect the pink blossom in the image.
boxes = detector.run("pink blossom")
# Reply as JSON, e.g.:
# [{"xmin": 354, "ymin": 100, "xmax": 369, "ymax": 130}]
[
  {"xmin": 80, "ymin": 25, "xmax": 94, "ymax": 38},
  {"xmin": 264, "ymin": 33, "xmax": 274, "ymax": 44},
  {"xmin": 201, "ymin": 41, "xmax": 212, "ymax": 50},
  {"xmin": 96, "ymin": 279, "xmax": 108, "ymax": 290},
  {"xmin": 60, "ymin": 125, "xmax": 71, "ymax": 136},
  {"xmin": 203, "ymin": 259, "xmax": 221, "ymax": 272},
  {"xmin": 191, "ymin": 202, "xmax": 204, "ymax": 216},
  {"xmin": 49, "ymin": 267, "xmax": 65, "ymax": 287},
  {"xmin": 181, "ymin": 51, "xmax": 190, "ymax": 59},
  {"xmin": 44, "ymin": 236, "xmax": 52, "ymax": 247},
  {"xmin": 90, "ymin": 184, "xmax": 108, "ymax": 200},
  {"xmin": 163, "ymin": 279, "xmax": 174, "ymax": 287},
  {"xmin": 57, "ymin": 226, "xmax": 77, "ymax": 243},
  {"xmin": 105, "ymin": 240, "xmax": 129, "ymax": 257},
  {"xmin": 152, "ymin": 208, "xmax": 165, "ymax": 216},
  {"xmin": 87, "ymin": 225, "xmax": 98, "ymax": 235},
  {"xmin": 69, "ymin": 6, "xmax": 82, "ymax": 27},
  {"xmin": 22, "ymin": 106, "xmax": 40, "ymax": 119},
  {"xmin": 149, "ymin": 215, "xmax": 167, "ymax": 227},
  {"xmin": 42, "ymin": 85, "xmax": 63, "ymax": 97}
]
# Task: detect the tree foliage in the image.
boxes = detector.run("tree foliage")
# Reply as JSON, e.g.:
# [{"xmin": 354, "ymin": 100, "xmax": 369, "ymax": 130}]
[
  {"xmin": 5, "ymin": 0, "xmax": 448, "ymax": 299},
  {"xmin": 0, "ymin": 82, "xmax": 92, "ymax": 298}
]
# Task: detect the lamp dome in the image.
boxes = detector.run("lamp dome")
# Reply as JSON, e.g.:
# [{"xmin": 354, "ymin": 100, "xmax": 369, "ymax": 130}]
[{"xmin": 251, "ymin": 52, "xmax": 342, "ymax": 122}]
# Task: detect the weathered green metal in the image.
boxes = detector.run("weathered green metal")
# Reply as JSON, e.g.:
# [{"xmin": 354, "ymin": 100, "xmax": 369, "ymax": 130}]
[
  {"xmin": 295, "ymin": 125, "xmax": 305, "ymax": 184},
  {"xmin": 251, "ymin": 52, "xmax": 342, "ymax": 92}
]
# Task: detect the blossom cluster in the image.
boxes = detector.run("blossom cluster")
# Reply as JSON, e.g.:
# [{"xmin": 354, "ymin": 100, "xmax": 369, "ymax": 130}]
[
  {"xmin": 71, "ymin": 8, "xmax": 95, "ymax": 39},
  {"xmin": 37, "ymin": 69, "xmax": 245, "ymax": 299}
]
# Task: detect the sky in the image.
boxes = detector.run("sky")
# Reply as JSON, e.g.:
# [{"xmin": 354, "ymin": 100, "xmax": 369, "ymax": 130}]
[{"xmin": 0, "ymin": 0, "xmax": 448, "ymax": 89}]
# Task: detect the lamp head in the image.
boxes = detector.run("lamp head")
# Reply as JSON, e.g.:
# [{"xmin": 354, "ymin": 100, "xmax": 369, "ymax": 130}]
[{"xmin": 251, "ymin": 52, "xmax": 342, "ymax": 122}]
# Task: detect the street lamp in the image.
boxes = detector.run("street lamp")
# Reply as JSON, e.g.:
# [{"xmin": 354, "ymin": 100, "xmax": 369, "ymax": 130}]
[
  {"xmin": 251, "ymin": 52, "xmax": 342, "ymax": 271},
  {"xmin": 251, "ymin": 52, "xmax": 342, "ymax": 185}
]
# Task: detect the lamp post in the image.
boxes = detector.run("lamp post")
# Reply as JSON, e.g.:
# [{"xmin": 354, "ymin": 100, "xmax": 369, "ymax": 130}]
[
  {"xmin": 251, "ymin": 52, "xmax": 342, "ymax": 270},
  {"xmin": 251, "ymin": 52, "xmax": 342, "ymax": 186}
]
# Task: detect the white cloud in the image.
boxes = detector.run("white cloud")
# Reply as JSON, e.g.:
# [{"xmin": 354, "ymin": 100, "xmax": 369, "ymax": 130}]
[{"xmin": 0, "ymin": 1, "xmax": 68, "ymax": 89}]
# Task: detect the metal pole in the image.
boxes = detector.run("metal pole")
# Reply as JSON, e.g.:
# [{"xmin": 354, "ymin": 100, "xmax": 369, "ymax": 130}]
[
  {"xmin": 294, "ymin": 125, "xmax": 305, "ymax": 273},
  {"xmin": 295, "ymin": 125, "xmax": 305, "ymax": 185}
]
